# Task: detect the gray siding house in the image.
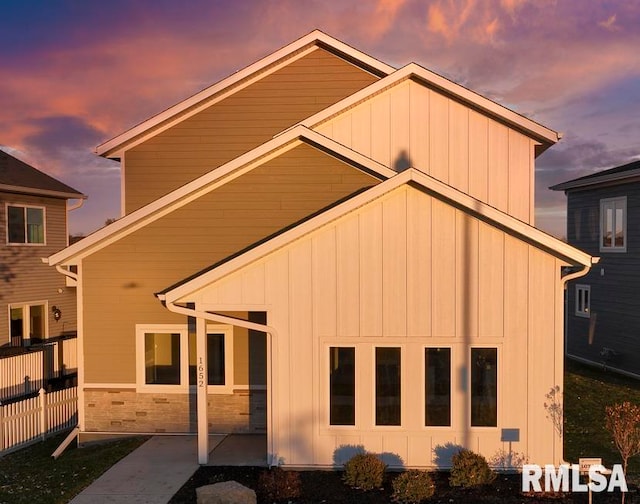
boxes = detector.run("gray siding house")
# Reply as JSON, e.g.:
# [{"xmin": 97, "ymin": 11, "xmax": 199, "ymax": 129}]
[
  {"xmin": 0, "ymin": 149, "xmax": 85, "ymax": 347},
  {"xmin": 551, "ymin": 159, "xmax": 640, "ymax": 377}
]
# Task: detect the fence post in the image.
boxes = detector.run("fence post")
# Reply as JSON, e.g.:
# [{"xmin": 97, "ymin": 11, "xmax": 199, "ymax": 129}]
[
  {"xmin": 0, "ymin": 403, "xmax": 4, "ymax": 451},
  {"xmin": 39, "ymin": 388, "xmax": 47, "ymax": 441}
]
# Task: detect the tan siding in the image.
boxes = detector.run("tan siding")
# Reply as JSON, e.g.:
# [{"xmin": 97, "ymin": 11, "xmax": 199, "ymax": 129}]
[
  {"xmin": 314, "ymin": 80, "xmax": 537, "ymax": 223},
  {"xmin": 0, "ymin": 193, "xmax": 77, "ymax": 343},
  {"xmin": 191, "ymin": 184, "xmax": 568, "ymax": 467},
  {"xmin": 124, "ymin": 48, "xmax": 379, "ymax": 212},
  {"xmin": 82, "ymin": 144, "xmax": 379, "ymax": 383}
]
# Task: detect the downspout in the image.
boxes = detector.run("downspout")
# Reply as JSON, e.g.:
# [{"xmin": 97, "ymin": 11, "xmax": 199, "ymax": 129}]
[
  {"xmin": 67, "ymin": 198, "xmax": 86, "ymax": 212},
  {"xmin": 161, "ymin": 298, "xmax": 279, "ymax": 467}
]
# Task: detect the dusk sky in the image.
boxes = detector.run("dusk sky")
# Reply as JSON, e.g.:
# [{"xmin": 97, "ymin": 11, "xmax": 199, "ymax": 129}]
[{"xmin": 2, "ymin": 0, "xmax": 639, "ymax": 238}]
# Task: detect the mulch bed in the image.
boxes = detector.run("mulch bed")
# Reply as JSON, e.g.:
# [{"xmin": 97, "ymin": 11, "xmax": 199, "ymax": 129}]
[{"xmin": 169, "ymin": 466, "xmax": 638, "ymax": 503}]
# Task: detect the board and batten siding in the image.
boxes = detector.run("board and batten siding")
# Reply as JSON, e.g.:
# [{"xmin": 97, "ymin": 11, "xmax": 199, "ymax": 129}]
[
  {"xmin": 123, "ymin": 48, "xmax": 380, "ymax": 213},
  {"xmin": 81, "ymin": 143, "xmax": 379, "ymax": 383},
  {"xmin": 0, "ymin": 193, "xmax": 77, "ymax": 344},
  {"xmin": 313, "ymin": 79, "xmax": 536, "ymax": 224},
  {"xmin": 183, "ymin": 184, "xmax": 566, "ymax": 467}
]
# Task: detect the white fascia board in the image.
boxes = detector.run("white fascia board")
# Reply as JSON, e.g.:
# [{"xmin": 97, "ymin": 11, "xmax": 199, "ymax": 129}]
[
  {"xmin": 164, "ymin": 168, "xmax": 592, "ymax": 303},
  {"xmin": 300, "ymin": 63, "xmax": 559, "ymax": 147},
  {"xmin": 48, "ymin": 125, "xmax": 393, "ymax": 266},
  {"xmin": 551, "ymin": 169, "xmax": 640, "ymax": 191},
  {"xmin": 0, "ymin": 184, "xmax": 86, "ymax": 200},
  {"xmin": 96, "ymin": 30, "xmax": 394, "ymax": 158}
]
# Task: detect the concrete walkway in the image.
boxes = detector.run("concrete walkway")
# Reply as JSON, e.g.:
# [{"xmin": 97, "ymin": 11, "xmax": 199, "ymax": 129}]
[{"xmin": 69, "ymin": 434, "xmax": 267, "ymax": 503}]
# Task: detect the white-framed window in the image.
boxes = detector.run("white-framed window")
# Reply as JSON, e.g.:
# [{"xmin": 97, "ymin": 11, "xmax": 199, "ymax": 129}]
[
  {"xmin": 470, "ymin": 347, "xmax": 498, "ymax": 428},
  {"xmin": 8, "ymin": 301, "xmax": 47, "ymax": 346},
  {"xmin": 600, "ymin": 197, "xmax": 626, "ymax": 252},
  {"xmin": 575, "ymin": 284, "xmax": 591, "ymax": 318},
  {"xmin": 6, "ymin": 204, "xmax": 45, "ymax": 245},
  {"xmin": 375, "ymin": 346, "xmax": 402, "ymax": 426},
  {"xmin": 425, "ymin": 347, "xmax": 451, "ymax": 427},
  {"xmin": 328, "ymin": 346, "xmax": 356, "ymax": 427},
  {"xmin": 135, "ymin": 324, "xmax": 233, "ymax": 393}
]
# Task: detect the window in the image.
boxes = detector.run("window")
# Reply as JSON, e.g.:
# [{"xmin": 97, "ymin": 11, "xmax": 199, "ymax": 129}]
[
  {"xmin": 9, "ymin": 302, "xmax": 46, "ymax": 346},
  {"xmin": 375, "ymin": 347, "xmax": 401, "ymax": 426},
  {"xmin": 575, "ymin": 284, "xmax": 590, "ymax": 318},
  {"xmin": 425, "ymin": 348, "xmax": 451, "ymax": 427},
  {"xmin": 329, "ymin": 347, "xmax": 355, "ymax": 426},
  {"xmin": 7, "ymin": 205, "xmax": 45, "ymax": 244},
  {"xmin": 470, "ymin": 348, "xmax": 497, "ymax": 427},
  {"xmin": 136, "ymin": 324, "xmax": 232, "ymax": 393},
  {"xmin": 600, "ymin": 197, "xmax": 626, "ymax": 252}
]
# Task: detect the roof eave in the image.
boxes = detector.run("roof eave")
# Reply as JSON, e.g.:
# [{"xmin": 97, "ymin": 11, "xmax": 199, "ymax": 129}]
[
  {"xmin": 0, "ymin": 184, "xmax": 86, "ymax": 200},
  {"xmin": 550, "ymin": 169, "xmax": 640, "ymax": 192}
]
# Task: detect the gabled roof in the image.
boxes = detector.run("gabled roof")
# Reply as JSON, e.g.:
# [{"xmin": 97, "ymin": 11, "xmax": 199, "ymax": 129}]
[
  {"xmin": 48, "ymin": 125, "xmax": 395, "ymax": 266},
  {"xmin": 0, "ymin": 149, "xmax": 85, "ymax": 200},
  {"xmin": 96, "ymin": 30, "xmax": 395, "ymax": 159},
  {"xmin": 159, "ymin": 167, "xmax": 594, "ymax": 304},
  {"xmin": 295, "ymin": 62, "xmax": 559, "ymax": 154},
  {"xmin": 550, "ymin": 158, "xmax": 640, "ymax": 192}
]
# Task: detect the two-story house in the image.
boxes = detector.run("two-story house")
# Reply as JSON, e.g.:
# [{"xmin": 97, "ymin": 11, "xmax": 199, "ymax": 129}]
[
  {"xmin": 552, "ymin": 159, "xmax": 640, "ymax": 377},
  {"xmin": 48, "ymin": 31, "xmax": 593, "ymax": 468},
  {"xmin": 0, "ymin": 148, "xmax": 85, "ymax": 348}
]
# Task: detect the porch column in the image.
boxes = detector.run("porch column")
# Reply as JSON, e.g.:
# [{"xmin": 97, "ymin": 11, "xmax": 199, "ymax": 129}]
[{"xmin": 196, "ymin": 314, "xmax": 208, "ymax": 464}]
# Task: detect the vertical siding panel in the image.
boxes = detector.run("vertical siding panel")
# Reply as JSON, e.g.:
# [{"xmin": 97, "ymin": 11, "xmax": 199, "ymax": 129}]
[
  {"xmin": 502, "ymin": 237, "xmax": 529, "ymax": 451},
  {"xmin": 336, "ymin": 216, "xmax": 360, "ymax": 337},
  {"xmin": 351, "ymin": 104, "xmax": 372, "ymax": 158},
  {"xmin": 315, "ymin": 121, "xmax": 333, "ymax": 138},
  {"xmin": 455, "ymin": 211, "xmax": 478, "ymax": 338},
  {"xmin": 288, "ymin": 241, "xmax": 314, "ymax": 464},
  {"xmin": 527, "ymin": 250, "xmax": 557, "ymax": 464},
  {"xmin": 383, "ymin": 190, "xmax": 408, "ymax": 336},
  {"xmin": 429, "ymin": 91, "xmax": 449, "ymax": 183},
  {"xmin": 371, "ymin": 93, "xmax": 391, "ymax": 167},
  {"xmin": 508, "ymin": 130, "xmax": 531, "ymax": 222},
  {"xmin": 390, "ymin": 82, "xmax": 411, "ymax": 172},
  {"xmin": 313, "ymin": 228, "xmax": 337, "ymax": 337},
  {"xmin": 409, "ymin": 81, "xmax": 430, "ymax": 173},
  {"xmin": 478, "ymin": 223, "xmax": 504, "ymax": 338},
  {"xmin": 468, "ymin": 110, "xmax": 488, "ymax": 202},
  {"xmin": 359, "ymin": 204, "xmax": 383, "ymax": 337},
  {"xmin": 431, "ymin": 199, "xmax": 456, "ymax": 336},
  {"xmin": 448, "ymin": 101, "xmax": 469, "ymax": 194},
  {"xmin": 487, "ymin": 120, "xmax": 509, "ymax": 213},
  {"xmin": 216, "ymin": 276, "xmax": 243, "ymax": 304},
  {"xmin": 332, "ymin": 113, "xmax": 353, "ymax": 148},
  {"xmin": 241, "ymin": 263, "xmax": 265, "ymax": 304},
  {"xmin": 407, "ymin": 188, "xmax": 432, "ymax": 336}
]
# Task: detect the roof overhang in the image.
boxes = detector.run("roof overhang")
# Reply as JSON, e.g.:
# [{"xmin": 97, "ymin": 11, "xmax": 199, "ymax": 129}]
[
  {"xmin": 48, "ymin": 125, "xmax": 395, "ymax": 266},
  {"xmin": 296, "ymin": 62, "xmax": 559, "ymax": 154},
  {"xmin": 0, "ymin": 184, "xmax": 86, "ymax": 200},
  {"xmin": 550, "ymin": 168, "xmax": 640, "ymax": 192},
  {"xmin": 96, "ymin": 30, "xmax": 395, "ymax": 159},
  {"xmin": 159, "ymin": 167, "xmax": 593, "ymax": 304}
]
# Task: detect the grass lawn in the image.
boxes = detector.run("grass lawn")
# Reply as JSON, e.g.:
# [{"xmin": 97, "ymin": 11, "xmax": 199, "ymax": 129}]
[
  {"xmin": 0, "ymin": 433, "xmax": 147, "ymax": 504},
  {"xmin": 564, "ymin": 358, "xmax": 640, "ymax": 475}
]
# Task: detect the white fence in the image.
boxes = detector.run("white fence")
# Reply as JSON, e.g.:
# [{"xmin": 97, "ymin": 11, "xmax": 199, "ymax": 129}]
[
  {"xmin": 0, "ymin": 337, "xmax": 77, "ymax": 402},
  {"xmin": 0, "ymin": 387, "xmax": 77, "ymax": 455}
]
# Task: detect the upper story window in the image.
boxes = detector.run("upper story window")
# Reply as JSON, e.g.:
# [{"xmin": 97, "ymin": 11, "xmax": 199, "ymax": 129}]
[
  {"xmin": 600, "ymin": 197, "xmax": 626, "ymax": 252},
  {"xmin": 7, "ymin": 205, "xmax": 45, "ymax": 244}
]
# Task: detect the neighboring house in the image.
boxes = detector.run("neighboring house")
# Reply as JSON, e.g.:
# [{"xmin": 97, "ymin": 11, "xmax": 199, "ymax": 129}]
[
  {"xmin": 551, "ymin": 159, "xmax": 640, "ymax": 377},
  {"xmin": 47, "ymin": 31, "xmax": 594, "ymax": 468},
  {"xmin": 0, "ymin": 149, "xmax": 85, "ymax": 347}
]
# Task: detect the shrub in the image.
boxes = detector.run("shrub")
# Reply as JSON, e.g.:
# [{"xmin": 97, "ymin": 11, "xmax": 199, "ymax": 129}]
[
  {"xmin": 343, "ymin": 452, "xmax": 386, "ymax": 490},
  {"xmin": 449, "ymin": 449, "xmax": 495, "ymax": 487},
  {"xmin": 257, "ymin": 467, "xmax": 302, "ymax": 501},
  {"xmin": 392, "ymin": 469, "xmax": 435, "ymax": 503}
]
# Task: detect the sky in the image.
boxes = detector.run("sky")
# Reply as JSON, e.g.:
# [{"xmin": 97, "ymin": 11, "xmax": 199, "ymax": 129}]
[{"xmin": 1, "ymin": 0, "xmax": 639, "ymax": 239}]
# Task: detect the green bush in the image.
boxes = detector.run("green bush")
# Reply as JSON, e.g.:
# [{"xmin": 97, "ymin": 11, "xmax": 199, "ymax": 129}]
[
  {"xmin": 392, "ymin": 469, "xmax": 435, "ymax": 503},
  {"xmin": 449, "ymin": 449, "xmax": 495, "ymax": 487},
  {"xmin": 343, "ymin": 452, "xmax": 387, "ymax": 490},
  {"xmin": 257, "ymin": 467, "xmax": 302, "ymax": 500}
]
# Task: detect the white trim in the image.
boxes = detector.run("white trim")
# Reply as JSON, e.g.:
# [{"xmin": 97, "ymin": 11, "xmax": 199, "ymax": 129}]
[
  {"xmin": 8, "ymin": 300, "xmax": 49, "ymax": 345},
  {"xmin": 599, "ymin": 196, "xmax": 627, "ymax": 253},
  {"xmin": 5, "ymin": 203, "xmax": 46, "ymax": 246},
  {"xmin": 326, "ymin": 345, "xmax": 357, "ymax": 429},
  {"xmin": 298, "ymin": 62, "xmax": 559, "ymax": 148},
  {"xmin": 83, "ymin": 383, "xmax": 137, "ymax": 389},
  {"xmin": 575, "ymin": 284, "xmax": 591, "ymax": 318},
  {"xmin": 96, "ymin": 30, "xmax": 394, "ymax": 157},
  {"xmin": 0, "ymin": 184, "xmax": 84, "ymax": 200},
  {"xmin": 49, "ymin": 126, "xmax": 393, "ymax": 266},
  {"xmin": 162, "ymin": 168, "xmax": 594, "ymax": 304}
]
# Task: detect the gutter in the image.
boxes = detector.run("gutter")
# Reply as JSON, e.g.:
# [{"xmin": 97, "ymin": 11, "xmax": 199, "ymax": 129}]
[{"xmin": 159, "ymin": 296, "xmax": 279, "ymax": 467}]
